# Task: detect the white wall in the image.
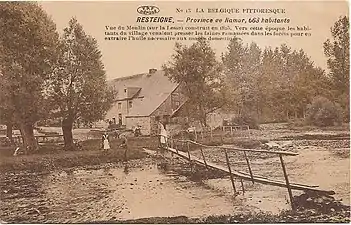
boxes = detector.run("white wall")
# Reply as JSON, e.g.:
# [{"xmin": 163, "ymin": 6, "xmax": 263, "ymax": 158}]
[{"xmin": 105, "ymin": 100, "xmax": 130, "ymax": 125}]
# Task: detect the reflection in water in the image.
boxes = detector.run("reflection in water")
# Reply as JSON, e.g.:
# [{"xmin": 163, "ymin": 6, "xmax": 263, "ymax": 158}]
[
  {"xmin": 1, "ymin": 140, "xmax": 349, "ymax": 223},
  {"xmin": 0, "ymin": 162, "xmax": 256, "ymax": 223},
  {"xmin": 123, "ymin": 164, "xmax": 129, "ymax": 175}
]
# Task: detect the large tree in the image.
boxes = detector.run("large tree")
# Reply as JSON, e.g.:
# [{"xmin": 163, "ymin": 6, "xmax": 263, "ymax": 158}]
[
  {"xmin": 0, "ymin": 75, "xmax": 15, "ymax": 142},
  {"xmin": 48, "ymin": 18, "xmax": 113, "ymax": 149},
  {"xmin": 323, "ymin": 15, "xmax": 349, "ymax": 118},
  {"xmin": 222, "ymin": 38, "xmax": 262, "ymax": 119},
  {"xmin": 163, "ymin": 39, "xmax": 224, "ymax": 126},
  {"xmin": 0, "ymin": 2, "xmax": 60, "ymax": 151}
]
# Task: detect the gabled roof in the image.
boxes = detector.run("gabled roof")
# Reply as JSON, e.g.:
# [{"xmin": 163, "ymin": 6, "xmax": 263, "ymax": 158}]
[{"xmin": 109, "ymin": 70, "xmax": 179, "ymax": 117}]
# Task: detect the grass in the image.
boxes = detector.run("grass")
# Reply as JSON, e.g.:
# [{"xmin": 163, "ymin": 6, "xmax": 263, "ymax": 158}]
[{"xmin": 0, "ymin": 137, "xmax": 159, "ymax": 173}]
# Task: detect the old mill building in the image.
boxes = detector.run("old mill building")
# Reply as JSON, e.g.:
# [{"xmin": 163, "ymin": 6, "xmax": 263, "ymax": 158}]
[{"xmin": 105, "ymin": 69, "xmax": 187, "ymax": 135}]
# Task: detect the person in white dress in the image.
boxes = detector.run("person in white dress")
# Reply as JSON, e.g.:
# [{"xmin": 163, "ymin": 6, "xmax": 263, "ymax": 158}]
[
  {"xmin": 102, "ymin": 133, "xmax": 110, "ymax": 151},
  {"xmin": 159, "ymin": 122, "xmax": 168, "ymax": 148}
]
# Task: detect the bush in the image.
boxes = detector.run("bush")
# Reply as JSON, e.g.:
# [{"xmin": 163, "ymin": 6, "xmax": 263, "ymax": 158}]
[
  {"xmin": 230, "ymin": 111, "xmax": 260, "ymax": 129},
  {"xmin": 306, "ymin": 96, "xmax": 343, "ymax": 127}
]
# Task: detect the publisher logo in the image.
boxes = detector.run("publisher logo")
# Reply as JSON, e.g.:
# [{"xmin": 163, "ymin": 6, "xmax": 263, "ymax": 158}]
[{"xmin": 137, "ymin": 6, "xmax": 160, "ymax": 15}]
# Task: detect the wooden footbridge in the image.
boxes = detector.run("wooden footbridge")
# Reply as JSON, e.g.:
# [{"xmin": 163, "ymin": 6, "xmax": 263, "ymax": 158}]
[{"xmin": 144, "ymin": 138, "xmax": 335, "ymax": 210}]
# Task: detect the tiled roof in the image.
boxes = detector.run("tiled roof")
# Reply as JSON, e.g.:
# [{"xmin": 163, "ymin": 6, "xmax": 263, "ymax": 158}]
[{"xmin": 109, "ymin": 70, "xmax": 179, "ymax": 117}]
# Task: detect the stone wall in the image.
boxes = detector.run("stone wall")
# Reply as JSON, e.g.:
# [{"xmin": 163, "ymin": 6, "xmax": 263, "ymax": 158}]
[{"xmin": 125, "ymin": 116, "xmax": 151, "ymax": 135}]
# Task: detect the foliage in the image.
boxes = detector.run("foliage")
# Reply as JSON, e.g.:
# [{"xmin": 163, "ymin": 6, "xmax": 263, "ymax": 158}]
[
  {"xmin": 230, "ymin": 110, "xmax": 259, "ymax": 129},
  {"xmin": 222, "ymin": 38, "xmax": 262, "ymax": 123},
  {"xmin": 0, "ymin": 2, "xmax": 60, "ymax": 150},
  {"xmin": 305, "ymin": 96, "xmax": 343, "ymax": 127},
  {"xmin": 222, "ymin": 36, "xmax": 332, "ymax": 123},
  {"xmin": 162, "ymin": 38, "xmax": 225, "ymax": 126},
  {"xmin": 47, "ymin": 18, "xmax": 114, "ymax": 149},
  {"xmin": 323, "ymin": 16, "xmax": 350, "ymax": 119}
]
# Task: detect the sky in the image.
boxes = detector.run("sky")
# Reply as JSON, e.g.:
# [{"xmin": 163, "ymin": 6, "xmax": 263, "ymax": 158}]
[{"xmin": 40, "ymin": 1, "xmax": 349, "ymax": 80}]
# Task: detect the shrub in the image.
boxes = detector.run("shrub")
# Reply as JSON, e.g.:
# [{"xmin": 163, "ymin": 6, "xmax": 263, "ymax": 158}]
[
  {"xmin": 306, "ymin": 96, "xmax": 343, "ymax": 127},
  {"xmin": 230, "ymin": 111, "xmax": 260, "ymax": 129}
]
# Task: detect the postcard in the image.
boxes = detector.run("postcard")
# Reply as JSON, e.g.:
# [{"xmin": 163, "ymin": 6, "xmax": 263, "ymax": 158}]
[{"xmin": 0, "ymin": 1, "xmax": 349, "ymax": 223}]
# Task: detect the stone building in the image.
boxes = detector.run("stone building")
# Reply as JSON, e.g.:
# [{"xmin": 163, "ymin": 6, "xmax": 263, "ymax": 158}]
[{"xmin": 105, "ymin": 69, "xmax": 187, "ymax": 135}]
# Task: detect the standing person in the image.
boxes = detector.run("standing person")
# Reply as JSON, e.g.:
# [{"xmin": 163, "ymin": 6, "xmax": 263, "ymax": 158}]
[
  {"xmin": 102, "ymin": 132, "xmax": 110, "ymax": 152},
  {"xmin": 120, "ymin": 135, "xmax": 128, "ymax": 161},
  {"xmin": 159, "ymin": 122, "xmax": 168, "ymax": 148}
]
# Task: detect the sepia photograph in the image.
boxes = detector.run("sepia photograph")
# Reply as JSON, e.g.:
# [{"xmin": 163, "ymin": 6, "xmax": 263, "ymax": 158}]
[{"xmin": 0, "ymin": 1, "xmax": 350, "ymax": 223}]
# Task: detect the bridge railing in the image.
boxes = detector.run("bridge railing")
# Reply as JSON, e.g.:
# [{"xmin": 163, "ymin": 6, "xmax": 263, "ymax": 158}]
[{"xmin": 164, "ymin": 136, "xmax": 299, "ymax": 210}]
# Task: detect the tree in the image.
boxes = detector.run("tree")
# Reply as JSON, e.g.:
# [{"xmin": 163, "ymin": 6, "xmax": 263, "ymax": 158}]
[
  {"xmin": 323, "ymin": 16, "xmax": 349, "ymax": 119},
  {"xmin": 258, "ymin": 45, "xmax": 328, "ymax": 121},
  {"xmin": 306, "ymin": 96, "xmax": 343, "ymax": 127},
  {"xmin": 222, "ymin": 38, "xmax": 262, "ymax": 126},
  {"xmin": 0, "ymin": 76, "xmax": 15, "ymax": 142},
  {"xmin": 48, "ymin": 18, "xmax": 114, "ymax": 149},
  {"xmin": 0, "ymin": 2, "xmax": 60, "ymax": 151},
  {"xmin": 292, "ymin": 67, "xmax": 333, "ymax": 118},
  {"xmin": 162, "ymin": 38, "xmax": 224, "ymax": 126}
]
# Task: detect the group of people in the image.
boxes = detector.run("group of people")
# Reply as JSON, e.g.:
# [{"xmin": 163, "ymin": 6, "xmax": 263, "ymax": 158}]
[
  {"xmin": 101, "ymin": 121, "xmax": 168, "ymax": 156},
  {"xmin": 102, "ymin": 131, "xmax": 128, "ymax": 160}
]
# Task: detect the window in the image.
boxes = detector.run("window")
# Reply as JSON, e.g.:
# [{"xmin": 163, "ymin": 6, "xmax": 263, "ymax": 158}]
[
  {"xmin": 124, "ymin": 88, "xmax": 127, "ymax": 93},
  {"xmin": 112, "ymin": 118, "xmax": 116, "ymax": 124},
  {"xmin": 128, "ymin": 101, "xmax": 133, "ymax": 108},
  {"xmin": 155, "ymin": 116, "xmax": 160, "ymax": 122},
  {"xmin": 118, "ymin": 102, "xmax": 122, "ymax": 109},
  {"xmin": 175, "ymin": 101, "xmax": 180, "ymax": 108}
]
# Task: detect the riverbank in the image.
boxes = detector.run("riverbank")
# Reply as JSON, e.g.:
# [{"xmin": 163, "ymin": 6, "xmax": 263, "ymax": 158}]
[
  {"xmin": 93, "ymin": 209, "xmax": 350, "ymax": 223},
  {"xmin": 0, "ymin": 124, "xmax": 349, "ymax": 223},
  {"xmin": 0, "ymin": 137, "xmax": 158, "ymax": 172}
]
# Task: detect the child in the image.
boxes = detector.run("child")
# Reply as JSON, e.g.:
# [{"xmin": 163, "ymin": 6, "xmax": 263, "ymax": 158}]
[{"xmin": 102, "ymin": 132, "xmax": 110, "ymax": 152}]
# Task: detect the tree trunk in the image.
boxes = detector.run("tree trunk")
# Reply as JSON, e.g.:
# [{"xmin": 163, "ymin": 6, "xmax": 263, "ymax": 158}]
[
  {"xmin": 201, "ymin": 111, "xmax": 207, "ymax": 128},
  {"xmin": 6, "ymin": 122, "xmax": 13, "ymax": 142},
  {"xmin": 202, "ymin": 117, "xmax": 207, "ymax": 127},
  {"xmin": 62, "ymin": 118, "xmax": 74, "ymax": 150},
  {"xmin": 19, "ymin": 122, "xmax": 38, "ymax": 152}
]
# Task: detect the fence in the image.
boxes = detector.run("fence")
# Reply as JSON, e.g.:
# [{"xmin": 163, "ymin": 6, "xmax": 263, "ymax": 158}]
[
  {"xmin": 12, "ymin": 134, "xmax": 66, "ymax": 147},
  {"xmin": 176, "ymin": 125, "xmax": 251, "ymax": 144}
]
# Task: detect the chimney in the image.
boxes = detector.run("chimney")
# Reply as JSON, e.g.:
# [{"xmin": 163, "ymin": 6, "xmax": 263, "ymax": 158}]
[{"xmin": 148, "ymin": 68, "xmax": 157, "ymax": 74}]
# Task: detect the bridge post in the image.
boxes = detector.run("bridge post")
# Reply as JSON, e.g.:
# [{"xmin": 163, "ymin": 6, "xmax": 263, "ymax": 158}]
[
  {"xmin": 187, "ymin": 141, "xmax": 193, "ymax": 172},
  {"xmin": 240, "ymin": 178, "xmax": 245, "ymax": 195},
  {"xmin": 175, "ymin": 141, "xmax": 179, "ymax": 154},
  {"xmin": 243, "ymin": 151, "xmax": 254, "ymax": 184},
  {"xmin": 200, "ymin": 147, "xmax": 208, "ymax": 170},
  {"xmin": 279, "ymin": 154, "xmax": 295, "ymax": 210},
  {"xmin": 186, "ymin": 141, "xmax": 191, "ymax": 161},
  {"xmin": 224, "ymin": 149, "xmax": 237, "ymax": 195}
]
